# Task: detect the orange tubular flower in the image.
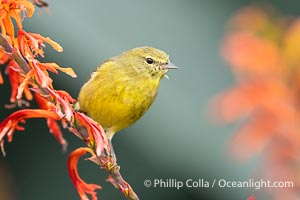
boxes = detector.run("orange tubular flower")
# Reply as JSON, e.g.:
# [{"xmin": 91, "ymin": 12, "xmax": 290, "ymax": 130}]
[
  {"xmin": 36, "ymin": 62, "xmax": 77, "ymax": 78},
  {"xmin": 0, "ymin": 0, "xmax": 34, "ymax": 41},
  {"xmin": 18, "ymin": 30, "xmax": 63, "ymax": 60},
  {"xmin": 73, "ymin": 112, "xmax": 110, "ymax": 157},
  {"xmin": 47, "ymin": 87, "xmax": 76, "ymax": 121},
  {"xmin": 7, "ymin": 60, "xmax": 33, "ymax": 103},
  {"xmin": 0, "ymin": 46, "xmax": 9, "ymax": 84},
  {"xmin": 0, "ymin": 109, "xmax": 60, "ymax": 155},
  {"xmin": 0, "ymin": 50, "xmax": 10, "ymax": 65},
  {"xmin": 68, "ymin": 147, "xmax": 102, "ymax": 200},
  {"xmin": 0, "ymin": 71, "xmax": 3, "ymax": 83},
  {"xmin": 30, "ymin": 60, "xmax": 52, "ymax": 87}
]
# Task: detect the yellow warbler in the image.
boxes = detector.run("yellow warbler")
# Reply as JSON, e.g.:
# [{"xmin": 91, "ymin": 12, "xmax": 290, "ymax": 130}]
[{"xmin": 77, "ymin": 46, "xmax": 177, "ymax": 144}]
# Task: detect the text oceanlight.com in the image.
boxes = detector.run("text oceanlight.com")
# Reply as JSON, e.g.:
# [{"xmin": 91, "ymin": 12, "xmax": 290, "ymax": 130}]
[{"xmin": 143, "ymin": 179, "xmax": 294, "ymax": 190}]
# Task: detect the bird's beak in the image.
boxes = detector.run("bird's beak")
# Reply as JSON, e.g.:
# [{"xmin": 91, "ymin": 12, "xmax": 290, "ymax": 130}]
[{"xmin": 162, "ymin": 62, "xmax": 178, "ymax": 70}]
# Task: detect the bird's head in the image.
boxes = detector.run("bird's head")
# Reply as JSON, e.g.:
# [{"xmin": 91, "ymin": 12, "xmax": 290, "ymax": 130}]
[{"xmin": 116, "ymin": 46, "xmax": 177, "ymax": 80}]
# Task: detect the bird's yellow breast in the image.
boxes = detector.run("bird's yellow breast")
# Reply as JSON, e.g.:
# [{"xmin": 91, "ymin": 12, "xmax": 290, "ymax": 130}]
[{"xmin": 78, "ymin": 60, "xmax": 160, "ymax": 135}]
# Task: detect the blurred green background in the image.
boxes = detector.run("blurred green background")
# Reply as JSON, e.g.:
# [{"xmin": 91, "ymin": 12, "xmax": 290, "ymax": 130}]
[{"xmin": 1, "ymin": 0, "xmax": 300, "ymax": 200}]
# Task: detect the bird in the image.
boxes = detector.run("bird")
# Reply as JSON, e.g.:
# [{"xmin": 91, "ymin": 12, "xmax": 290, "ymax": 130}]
[{"xmin": 77, "ymin": 46, "xmax": 177, "ymax": 158}]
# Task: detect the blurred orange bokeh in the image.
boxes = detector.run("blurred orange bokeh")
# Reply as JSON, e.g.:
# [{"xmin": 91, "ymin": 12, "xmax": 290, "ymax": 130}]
[{"xmin": 215, "ymin": 6, "xmax": 300, "ymax": 200}]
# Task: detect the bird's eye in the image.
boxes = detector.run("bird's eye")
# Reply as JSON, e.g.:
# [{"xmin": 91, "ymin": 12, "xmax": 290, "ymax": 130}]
[{"xmin": 146, "ymin": 57, "xmax": 154, "ymax": 64}]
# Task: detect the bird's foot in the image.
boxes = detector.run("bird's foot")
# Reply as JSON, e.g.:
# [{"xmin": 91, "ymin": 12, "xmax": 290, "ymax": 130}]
[{"xmin": 109, "ymin": 140, "xmax": 117, "ymax": 163}]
